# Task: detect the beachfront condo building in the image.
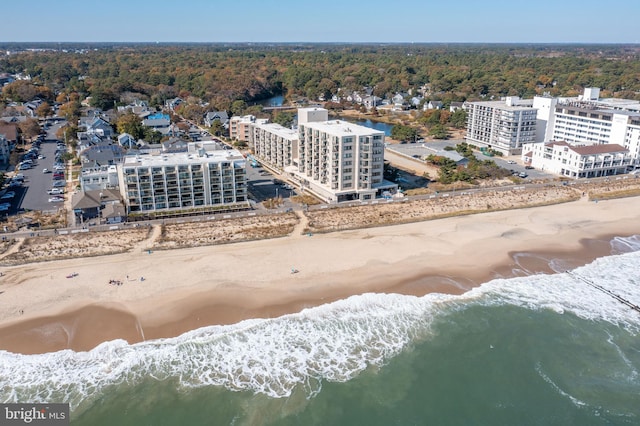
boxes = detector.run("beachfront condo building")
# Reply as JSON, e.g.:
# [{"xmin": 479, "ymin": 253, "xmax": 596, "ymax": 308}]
[
  {"xmin": 464, "ymin": 97, "xmax": 538, "ymax": 156},
  {"xmin": 117, "ymin": 143, "xmax": 248, "ymax": 215},
  {"xmin": 250, "ymin": 122, "xmax": 298, "ymax": 170},
  {"xmin": 533, "ymin": 88, "xmax": 640, "ymax": 167},
  {"xmin": 522, "ymin": 141, "xmax": 632, "ymax": 178},
  {"xmin": 250, "ymin": 107, "xmax": 396, "ymax": 202},
  {"xmin": 296, "ymin": 107, "xmax": 394, "ymax": 202}
]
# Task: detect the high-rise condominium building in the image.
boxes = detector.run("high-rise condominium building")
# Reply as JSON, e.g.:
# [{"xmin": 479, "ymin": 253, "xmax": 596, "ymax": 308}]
[
  {"xmin": 465, "ymin": 97, "xmax": 537, "ymax": 155},
  {"xmin": 118, "ymin": 143, "xmax": 247, "ymax": 214}
]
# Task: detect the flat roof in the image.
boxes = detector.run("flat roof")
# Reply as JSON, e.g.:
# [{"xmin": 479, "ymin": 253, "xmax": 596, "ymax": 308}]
[
  {"xmin": 123, "ymin": 149, "xmax": 244, "ymax": 168},
  {"xmin": 468, "ymin": 100, "xmax": 536, "ymax": 111},
  {"xmin": 253, "ymin": 122, "xmax": 299, "ymax": 140},
  {"xmin": 303, "ymin": 119, "xmax": 384, "ymax": 137}
]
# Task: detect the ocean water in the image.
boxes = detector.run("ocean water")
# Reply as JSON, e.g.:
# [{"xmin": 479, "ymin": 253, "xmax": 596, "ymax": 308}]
[{"xmin": 2, "ymin": 236, "xmax": 640, "ymax": 425}]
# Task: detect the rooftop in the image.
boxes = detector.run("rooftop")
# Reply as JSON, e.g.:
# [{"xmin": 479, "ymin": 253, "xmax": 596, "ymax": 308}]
[
  {"xmin": 303, "ymin": 119, "xmax": 385, "ymax": 137},
  {"xmin": 253, "ymin": 122, "xmax": 298, "ymax": 140},
  {"xmin": 123, "ymin": 145, "xmax": 244, "ymax": 168}
]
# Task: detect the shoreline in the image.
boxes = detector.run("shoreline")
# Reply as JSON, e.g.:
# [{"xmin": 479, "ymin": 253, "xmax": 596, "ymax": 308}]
[{"xmin": 1, "ymin": 196, "xmax": 640, "ymax": 355}]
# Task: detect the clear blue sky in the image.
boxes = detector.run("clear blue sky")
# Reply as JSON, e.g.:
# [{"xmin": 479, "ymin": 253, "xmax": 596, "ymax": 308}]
[{"xmin": 3, "ymin": 0, "xmax": 639, "ymax": 43}]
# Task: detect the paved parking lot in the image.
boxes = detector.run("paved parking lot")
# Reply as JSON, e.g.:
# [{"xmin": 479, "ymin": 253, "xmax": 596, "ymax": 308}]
[
  {"xmin": 18, "ymin": 140, "xmax": 66, "ymax": 212},
  {"xmin": 245, "ymin": 163, "xmax": 296, "ymax": 205}
]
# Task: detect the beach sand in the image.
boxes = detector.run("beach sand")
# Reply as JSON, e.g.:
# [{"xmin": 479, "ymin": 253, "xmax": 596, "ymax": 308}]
[{"xmin": 1, "ymin": 195, "xmax": 640, "ymax": 355}]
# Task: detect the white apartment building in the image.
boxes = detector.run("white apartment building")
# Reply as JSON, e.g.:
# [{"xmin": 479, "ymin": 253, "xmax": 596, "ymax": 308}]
[
  {"xmin": 296, "ymin": 108, "xmax": 392, "ymax": 202},
  {"xmin": 534, "ymin": 88, "xmax": 640, "ymax": 167},
  {"xmin": 465, "ymin": 97, "xmax": 537, "ymax": 155},
  {"xmin": 117, "ymin": 143, "xmax": 248, "ymax": 215},
  {"xmin": 250, "ymin": 108, "xmax": 395, "ymax": 202},
  {"xmin": 250, "ymin": 122, "xmax": 298, "ymax": 170},
  {"xmin": 522, "ymin": 141, "xmax": 632, "ymax": 178}
]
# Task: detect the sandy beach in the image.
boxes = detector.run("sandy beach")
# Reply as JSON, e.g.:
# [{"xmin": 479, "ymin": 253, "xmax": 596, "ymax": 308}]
[{"xmin": 1, "ymin": 191, "xmax": 640, "ymax": 355}]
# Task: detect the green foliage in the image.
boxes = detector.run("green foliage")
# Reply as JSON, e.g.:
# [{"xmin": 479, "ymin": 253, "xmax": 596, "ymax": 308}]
[
  {"xmin": 428, "ymin": 124, "xmax": 449, "ymax": 139},
  {"xmin": 450, "ymin": 109, "xmax": 467, "ymax": 129},
  {"xmin": 273, "ymin": 111, "xmax": 295, "ymax": 128},
  {"xmin": 427, "ymin": 143, "xmax": 511, "ymax": 184},
  {"xmin": 391, "ymin": 124, "xmax": 418, "ymax": 142},
  {"xmin": 209, "ymin": 120, "xmax": 225, "ymax": 136},
  {"xmin": 143, "ymin": 128, "xmax": 163, "ymax": 143},
  {"xmin": 2, "ymin": 44, "xmax": 639, "ymax": 118},
  {"xmin": 230, "ymin": 100, "xmax": 248, "ymax": 116},
  {"xmin": 116, "ymin": 113, "xmax": 145, "ymax": 139}
]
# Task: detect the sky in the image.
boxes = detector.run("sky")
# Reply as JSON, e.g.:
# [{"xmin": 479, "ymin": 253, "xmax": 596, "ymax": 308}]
[{"xmin": 2, "ymin": 0, "xmax": 639, "ymax": 44}]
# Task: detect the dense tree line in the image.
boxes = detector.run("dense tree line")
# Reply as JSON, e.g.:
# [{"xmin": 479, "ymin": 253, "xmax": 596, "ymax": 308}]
[{"xmin": 1, "ymin": 43, "xmax": 639, "ymax": 116}]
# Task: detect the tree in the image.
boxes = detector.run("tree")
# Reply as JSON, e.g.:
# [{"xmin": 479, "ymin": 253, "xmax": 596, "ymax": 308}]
[
  {"xmin": 35, "ymin": 102, "xmax": 53, "ymax": 119},
  {"xmin": 391, "ymin": 124, "xmax": 418, "ymax": 142},
  {"xmin": 18, "ymin": 118, "xmax": 41, "ymax": 141},
  {"xmin": 273, "ymin": 111, "xmax": 295, "ymax": 128},
  {"xmin": 428, "ymin": 124, "xmax": 449, "ymax": 139},
  {"xmin": 450, "ymin": 109, "xmax": 468, "ymax": 129},
  {"xmin": 58, "ymin": 100, "xmax": 81, "ymax": 123},
  {"xmin": 209, "ymin": 120, "xmax": 225, "ymax": 136},
  {"xmin": 116, "ymin": 112, "xmax": 144, "ymax": 139},
  {"xmin": 230, "ymin": 100, "xmax": 247, "ymax": 116}
]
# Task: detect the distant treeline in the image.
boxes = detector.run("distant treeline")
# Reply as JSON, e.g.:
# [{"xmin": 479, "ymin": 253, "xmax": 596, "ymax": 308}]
[{"xmin": 1, "ymin": 43, "xmax": 639, "ymax": 113}]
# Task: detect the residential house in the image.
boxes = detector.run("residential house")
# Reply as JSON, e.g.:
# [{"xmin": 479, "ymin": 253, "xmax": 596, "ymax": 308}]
[
  {"xmin": 449, "ymin": 102, "xmax": 464, "ymax": 112},
  {"xmin": 161, "ymin": 137, "xmax": 189, "ymax": 153},
  {"xmin": 0, "ymin": 122, "xmax": 19, "ymax": 145},
  {"xmin": 164, "ymin": 97, "xmax": 183, "ymax": 111},
  {"xmin": 392, "ymin": 93, "xmax": 409, "ymax": 110},
  {"xmin": 204, "ymin": 110, "xmax": 229, "ymax": 128},
  {"xmin": 425, "ymin": 100, "xmax": 443, "ymax": 110},
  {"xmin": 363, "ymin": 96, "xmax": 382, "ymax": 109},
  {"xmin": 142, "ymin": 113, "xmax": 173, "ymax": 136},
  {"xmin": 79, "ymin": 116, "xmax": 113, "ymax": 138},
  {"xmin": 71, "ymin": 188, "xmax": 124, "ymax": 225},
  {"xmin": 117, "ymin": 133, "xmax": 137, "ymax": 149},
  {"xmin": 79, "ymin": 143, "xmax": 125, "ymax": 167}
]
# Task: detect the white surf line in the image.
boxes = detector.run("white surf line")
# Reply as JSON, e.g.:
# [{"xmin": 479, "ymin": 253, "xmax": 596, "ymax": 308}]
[{"xmin": 566, "ymin": 271, "xmax": 640, "ymax": 315}]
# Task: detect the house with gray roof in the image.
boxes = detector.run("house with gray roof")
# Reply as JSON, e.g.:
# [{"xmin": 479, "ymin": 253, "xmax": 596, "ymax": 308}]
[
  {"xmin": 71, "ymin": 188, "xmax": 124, "ymax": 225},
  {"xmin": 204, "ymin": 110, "xmax": 229, "ymax": 128}
]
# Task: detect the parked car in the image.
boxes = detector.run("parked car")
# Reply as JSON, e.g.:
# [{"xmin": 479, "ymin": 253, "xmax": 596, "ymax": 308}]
[
  {"xmin": 48, "ymin": 196, "xmax": 64, "ymax": 203},
  {"xmin": 47, "ymin": 188, "xmax": 64, "ymax": 195},
  {"xmin": 0, "ymin": 192, "xmax": 14, "ymax": 200},
  {"xmin": 507, "ymin": 160, "xmax": 516, "ymax": 164},
  {"xmin": 519, "ymin": 172, "xmax": 528, "ymax": 178},
  {"xmin": 525, "ymin": 165, "xmax": 534, "ymax": 170},
  {"xmin": 43, "ymin": 168, "xmax": 50, "ymax": 174},
  {"xmin": 52, "ymin": 181, "xmax": 66, "ymax": 188}
]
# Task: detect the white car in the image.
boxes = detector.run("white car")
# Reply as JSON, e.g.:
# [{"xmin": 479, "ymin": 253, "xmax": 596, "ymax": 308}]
[
  {"xmin": 47, "ymin": 188, "xmax": 64, "ymax": 195},
  {"xmin": 43, "ymin": 168, "xmax": 50, "ymax": 173},
  {"xmin": 507, "ymin": 160, "xmax": 516, "ymax": 164},
  {"xmin": 48, "ymin": 196, "xmax": 64, "ymax": 203}
]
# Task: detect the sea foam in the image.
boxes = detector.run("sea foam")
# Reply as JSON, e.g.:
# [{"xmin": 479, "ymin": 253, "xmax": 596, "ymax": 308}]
[{"xmin": 2, "ymin": 244, "xmax": 640, "ymax": 412}]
